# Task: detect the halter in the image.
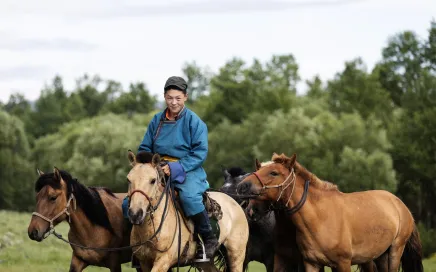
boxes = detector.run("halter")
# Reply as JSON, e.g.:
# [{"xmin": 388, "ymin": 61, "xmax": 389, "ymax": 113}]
[
  {"xmin": 252, "ymin": 169, "xmax": 296, "ymax": 203},
  {"xmin": 32, "ymin": 193, "xmax": 77, "ymax": 239}
]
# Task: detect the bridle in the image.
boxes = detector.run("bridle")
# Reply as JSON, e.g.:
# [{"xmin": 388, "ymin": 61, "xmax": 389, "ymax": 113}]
[
  {"xmin": 128, "ymin": 167, "xmax": 166, "ymax": 217},
  {"xmin": 251, "ymin": 169, "xmax": 296, "ymax": 204},
  {"xmin": 249, "ymin": 167, "xmax": 310, "ymax": 215},
  {"xmin": 32, "ymin": 193, "xmax": 77, "ymax": 239}
]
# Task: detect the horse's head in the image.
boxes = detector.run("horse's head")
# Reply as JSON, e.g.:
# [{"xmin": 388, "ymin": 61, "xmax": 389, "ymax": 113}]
[
  {"xmin": 237, "ymin": 153, "xmax": 297, "ymax": 217},
  {"xmin": 28, "ymin": 168, "xmax": 74, "ymax": 242},
  {"xmin": 127, "ymin": 150, "xmax": 165, "ymax": 225},
  {"xmin": 220, "ymin": 166, "xmax": 250, "ymax": 199}
]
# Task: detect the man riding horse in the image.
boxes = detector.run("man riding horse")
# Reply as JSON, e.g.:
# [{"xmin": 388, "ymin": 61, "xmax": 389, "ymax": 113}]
[{"xmin": 123, "ymin": 76, "xmax": 218, "ymax": 264}]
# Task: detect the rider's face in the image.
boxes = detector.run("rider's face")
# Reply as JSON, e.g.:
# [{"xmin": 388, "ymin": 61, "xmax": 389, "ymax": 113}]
[{"xmin": 164, "ymin": 89, "xmax": 187, "ymax": 116}]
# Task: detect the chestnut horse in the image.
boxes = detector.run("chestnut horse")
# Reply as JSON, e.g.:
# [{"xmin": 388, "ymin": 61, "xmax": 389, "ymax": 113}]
[
  {"xmin": 222, "ymin": 165, "xmax": 378, "ymax": 272},
  {"xmin": 28, "ymin": 168, "xmax": 138, "ymax": 272},
  {"xmin": 126, "ymin": 151, "xmax": 249, "ymax": 272},
  {"xmin": 237, "ymin": 153, "xmax": 423, "ymax": 272}
]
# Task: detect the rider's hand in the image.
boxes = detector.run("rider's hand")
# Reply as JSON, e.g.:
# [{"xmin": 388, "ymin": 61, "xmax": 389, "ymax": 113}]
[{"xmin": 162, "ymin": 165, "xmax": 171, "ymax": 176}]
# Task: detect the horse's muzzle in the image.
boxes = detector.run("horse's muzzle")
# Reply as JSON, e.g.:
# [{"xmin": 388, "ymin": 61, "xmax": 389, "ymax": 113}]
[
  {"xmin": 28, "ymin": 228, "xmax": 45, "ymax": 242},
  {"xmin": 236, "ymin": 182, "xmax": 252, "ymax": 195},
  {"xmin": 128, "ymin": 207, "xmax": 145, "ymax": 225}
]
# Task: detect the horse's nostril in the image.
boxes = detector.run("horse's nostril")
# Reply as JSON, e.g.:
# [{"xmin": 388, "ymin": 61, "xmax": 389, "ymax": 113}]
[
  {"xmin": 137, "ymin": 208, "xmax": 143, "ymax": 219},
  {"xmin": 29, "ymin": 229, "xmax": 38, "ymax": 240},
  {"xmin": 128, "ymin": 208, "xmax": 135, "ymax": 220}
]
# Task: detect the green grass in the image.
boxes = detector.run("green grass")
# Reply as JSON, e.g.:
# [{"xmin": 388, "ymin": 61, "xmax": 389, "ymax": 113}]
[{"xmin": 1, "ymin": 210, "xmax": 436, "ymax": 272}]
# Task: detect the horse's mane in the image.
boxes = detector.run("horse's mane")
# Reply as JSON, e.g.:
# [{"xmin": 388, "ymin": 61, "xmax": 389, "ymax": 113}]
[
  {"xmin": 294, "ymin": 162, "xmax": 338, "ymax": 191},
  {"xmin": 136, "ymin": 151, "xmax": 154, "ymax": 164},
  {"xmin": 227, "ymin": 167, "xmax": 247, "ymax": 178},
  {"xmin": 135, "ymin": 151, "xmax": 166, "ymax": 179},
  {"xmin": 270, "ymin": 154, "xmax": 339, "ymax": 191},
  {"xmin": 35, "ymin": 170, "xmax": 116, "ymax": 234}
]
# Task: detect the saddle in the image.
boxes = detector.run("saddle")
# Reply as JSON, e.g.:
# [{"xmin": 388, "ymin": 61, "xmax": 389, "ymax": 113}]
[{"xmin": 173, "ymin": 190, "xmax": 223, "ymax": 222}]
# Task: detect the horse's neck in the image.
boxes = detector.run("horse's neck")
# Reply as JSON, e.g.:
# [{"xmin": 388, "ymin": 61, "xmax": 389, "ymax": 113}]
[
  {"xmin": 133, "ymin": 191, "xmax": 192, "ymax": 242},
  {"xmin": 284, "ymin": 181, "xmax": 328, "ymax": 235},
  {"xmin": 68, "ymin": 205, "xmax": 97, "ymax": 242}
]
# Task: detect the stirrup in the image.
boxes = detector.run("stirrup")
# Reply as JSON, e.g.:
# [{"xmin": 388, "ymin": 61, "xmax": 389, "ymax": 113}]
[{"xmin": 193, "ymin": 235, "xmax": 210, "ymax": 263}]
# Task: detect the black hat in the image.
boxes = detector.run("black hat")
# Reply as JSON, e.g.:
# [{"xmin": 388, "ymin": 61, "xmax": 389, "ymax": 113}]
[{"xmin": 164, "ymin": 76, "xmax": 188, "ymax": 92}]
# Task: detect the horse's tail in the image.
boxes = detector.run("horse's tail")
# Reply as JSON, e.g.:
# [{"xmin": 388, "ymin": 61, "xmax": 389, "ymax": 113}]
[
  {"xmin": 215, "ymin": 244, "xmax": 230, "ymax": 272},
  {"xmin": 401, "ymin": 223, "xmax": 424, "ymax": 272}
]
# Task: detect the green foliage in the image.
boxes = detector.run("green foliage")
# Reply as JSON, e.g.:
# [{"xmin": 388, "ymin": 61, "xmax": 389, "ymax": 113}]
[
  {"xmin": 251, "ymin": 106, "xmax": 395, "ymax": 192},
  {"xmin": 182, "ymin": 61, "xmax": 212, "ymax": 102},
  {"xmin": 201, "ymin": 55, "xmax": 299, "ymax": 128},
  {"xmin": 327, "ymin": 58, "xmax": 394, "ymax": 124},
  {"xmin": 417, "ymin": 222, "xmax": 436, "ymax": 258},
  {"xmin": 33, "ymin": 113, "xmax": 154, "ymax": 193},
  {"xmin": 0, "ymin": 111, "xmax": 34, "ymax": 211}
]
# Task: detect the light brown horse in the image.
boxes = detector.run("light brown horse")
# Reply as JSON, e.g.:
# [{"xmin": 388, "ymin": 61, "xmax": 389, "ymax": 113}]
[
  {"xmin": 28, "ymin": 168, "xmax": 138, "ymax": 272},
  {"xmin": 126, "ymin": 151, "xmax": 249, "ymax": 272},
  {"xmin": 237, "ymin": 153, "xmax": 423, "ymax": 272}
]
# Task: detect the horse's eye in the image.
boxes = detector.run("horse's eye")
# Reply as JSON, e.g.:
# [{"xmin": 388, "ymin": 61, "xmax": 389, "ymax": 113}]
[
  {"xmin": 49, "ymin": 196, "xmax": 57, "ymax": 202},
  {"xmin": 151, "ymin": 178, "xmax": 156, "ymax": 184},
  {"xmin": 270, "ymin": 171, "xmax": 279, "ymax": 176},
  {"xmin": 126, "ymin": 178, "xmax": 131, "ymax": 184}
]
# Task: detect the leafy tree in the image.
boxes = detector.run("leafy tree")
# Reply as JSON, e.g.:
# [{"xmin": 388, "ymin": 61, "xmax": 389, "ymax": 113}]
[{"xmin": 0, "ymin": 111, "xmax": 34, "ymax": 210}]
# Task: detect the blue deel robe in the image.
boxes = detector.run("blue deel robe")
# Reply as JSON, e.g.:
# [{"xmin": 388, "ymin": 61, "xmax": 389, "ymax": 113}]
[{"xmin": 136, "ymin": 107, "xmax": 209, "ymax": 217}]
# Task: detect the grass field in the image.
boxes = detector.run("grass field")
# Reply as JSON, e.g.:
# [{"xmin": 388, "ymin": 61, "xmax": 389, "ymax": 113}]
[{"xmin": 1, "ymin": 210, "xmax": 436, "ymax": 272}]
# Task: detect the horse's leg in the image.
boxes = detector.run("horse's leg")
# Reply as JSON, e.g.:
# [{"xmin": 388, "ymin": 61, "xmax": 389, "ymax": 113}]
[
  {"xmin": 359, "ymin": 262, "xmax": 375, "ymax": 272},
  {"xmin": 375, "ymin": 251, "xmax": 389, "ymax": 272},
  {"xmin": 273, "ymin": 254, "xmax": 288, "ymax": 272},
  {"xmin": 335, "ymin": 260, "xmax": 352, "ymax": 272},
  {"xmin": 69, "ymin": 253, "xmax": 88, "ymax": 272},
  {"xmin": 304, "ymin": 262, "xmax": 322, "ymax": 272},
  {"xmin": 264, "ymin": 255, "xmax": 275, "ymax": 272},
  {"xmin": 150, "ymin": 257, "xmax": 172, "ymax": 272},
  {"xmin": 224, "ymin": 243, "xmax": 247, "ymax": 272},
  {"xmin": 388, "ymin": 244, "xmax": 406, "ymax": 272},
  {"xmin": 140, "ymin": 260, "xmax": 153, "ymax": 272},
  {"xmin": 107, "ymin": 253, "xmax": 122, "ymax": 272}
]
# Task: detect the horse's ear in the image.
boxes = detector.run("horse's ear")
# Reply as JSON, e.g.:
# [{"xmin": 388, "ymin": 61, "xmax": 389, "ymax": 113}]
[
  {"xmin": 53, "ymin": 167, "xmax": 61, "ymax": 182},
  {"xmin": 152, "ymin": 153, "xmax": 161, "ymax": 167},
  {"xmin": 285, "ymin": 153, "xmax": 297, "ymax": 170},
  {"xmin": 222, "ymin": 166, "xmax": 230, "ymax": 178},
  {"xmin": 36, "ymin": 169, "xmax": 44, "ymax": 176},
  {"xmin": 255, "ymin": 158, "xmax": 261, "ymax": 170},
  {"xmin": 128, "ymin": 150, "xmax": 136, "ymax": 166}
]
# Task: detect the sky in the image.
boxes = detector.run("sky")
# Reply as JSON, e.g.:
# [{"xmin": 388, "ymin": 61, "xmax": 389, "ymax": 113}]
[{"xmin": 0, "ymin": 0, "xmax": 435, "ymax": 102}]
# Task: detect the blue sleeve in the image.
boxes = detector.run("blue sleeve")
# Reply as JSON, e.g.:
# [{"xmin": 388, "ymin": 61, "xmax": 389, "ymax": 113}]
[
  {"xmin": 138, "ymin": 115, "xmax": 159, "ymax": 153},
  {"xmin": 179, "ymin": 115, "xmax": 208, "ymax": 172},
  {"xmin": 168, "ymin": 162, "xmax": 187, "ymax": 183}
]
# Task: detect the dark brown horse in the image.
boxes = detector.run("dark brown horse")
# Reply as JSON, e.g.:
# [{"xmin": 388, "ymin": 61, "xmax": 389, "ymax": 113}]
[
  {"xmin": 237, "ymin": 153, "xmax": 423, "ymax": 272},
  {"xmin": 28, "ymin": 168, "xmax": 139, "ymax": 272}
]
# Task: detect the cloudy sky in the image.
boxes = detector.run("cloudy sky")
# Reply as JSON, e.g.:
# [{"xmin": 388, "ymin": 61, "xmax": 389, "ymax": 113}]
[{"xmin": 0, "ymin": 0, "xmax": 434, "ymax": 102}]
